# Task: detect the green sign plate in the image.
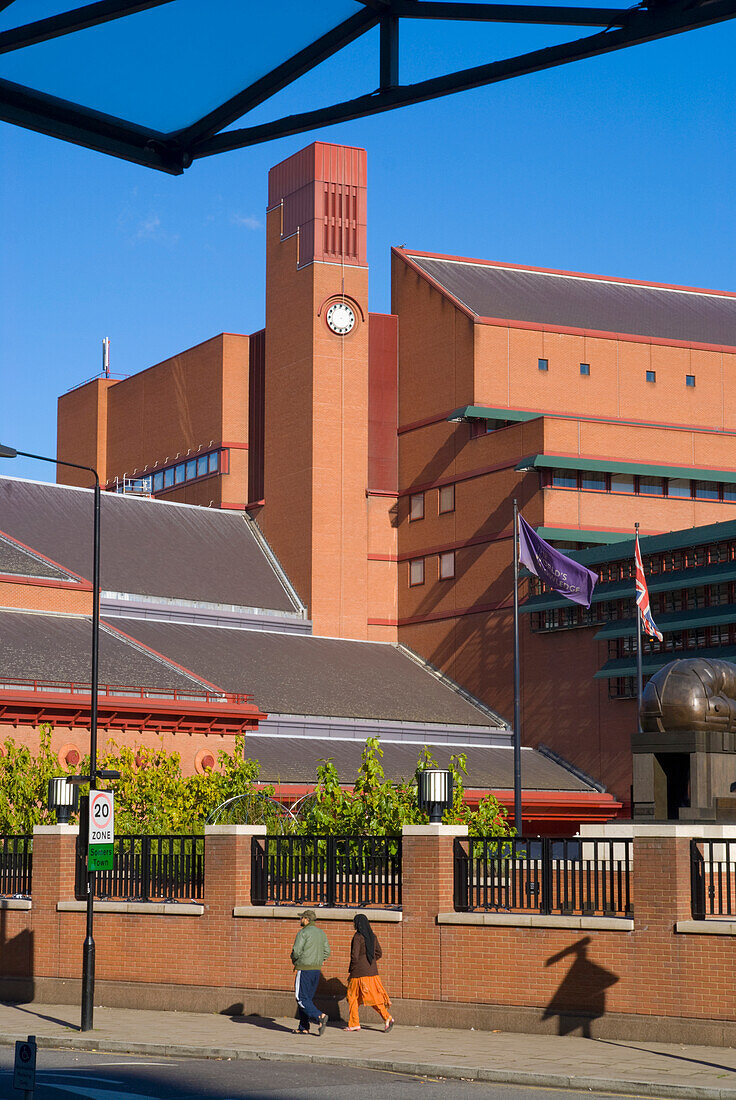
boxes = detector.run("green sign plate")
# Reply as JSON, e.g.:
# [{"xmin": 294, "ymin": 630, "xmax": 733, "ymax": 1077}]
[{"xmin": 88, "ymin": 843, "xmax": 113, "ymax": 871}]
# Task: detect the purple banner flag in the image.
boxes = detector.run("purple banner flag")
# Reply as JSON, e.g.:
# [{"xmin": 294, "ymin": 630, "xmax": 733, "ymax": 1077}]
[{"xmin": 518, "ymin": 514, "xmax": 598, "ymax": 608}]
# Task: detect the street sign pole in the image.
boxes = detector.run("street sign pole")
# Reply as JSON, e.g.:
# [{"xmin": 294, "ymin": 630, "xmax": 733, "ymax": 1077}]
[{"xmin": 13, "ymin": 1034, "xmax": 36, "ymax": 1097}]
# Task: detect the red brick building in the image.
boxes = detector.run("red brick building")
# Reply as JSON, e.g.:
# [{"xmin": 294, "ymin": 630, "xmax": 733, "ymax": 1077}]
[{"xmin": 54, "ymin": 141, "xmax": 736, "ymax": 811}]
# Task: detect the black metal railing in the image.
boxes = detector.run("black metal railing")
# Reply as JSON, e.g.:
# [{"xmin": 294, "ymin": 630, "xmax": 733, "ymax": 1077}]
[
  {"xmin": 75, "ymin": 835, "xmax": 204, "ymax": 902},
  {"xmin": 251, "ymin": 835, "xmax": 402, "ymax": 909},
  {"xmin": 691, "ymin": 839, "xmax": 736, "ymax": 919},
  {"xmin": 454, "ymin": 836, "xmax": 633, "ymax": 917},
  {"xmin": 0, "ymin": 836, "xmax": 32, "ymax": 897}
]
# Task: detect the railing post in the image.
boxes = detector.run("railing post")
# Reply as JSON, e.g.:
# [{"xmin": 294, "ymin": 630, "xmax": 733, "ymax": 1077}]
[
  {"xmin": 326, "ymin": 836, "xmax": 337, "ymax": 908},
  {"xmin": 453, "ymin": 837, "xmax": 469, "ymax": 911},
  {"xmin": 251, "ymin": 836, "xmax": 266, "ymax": 905},
  {"xmin": 691, "ymin": 838, "xmax": 706, "ymax": 920},
  {"xmin": 541, "ymin": 837, "xmax": 553, "ymax": 915},
  {"xmin": 142, "ymin": 835, "xmax": 151, "ymax": 903}
]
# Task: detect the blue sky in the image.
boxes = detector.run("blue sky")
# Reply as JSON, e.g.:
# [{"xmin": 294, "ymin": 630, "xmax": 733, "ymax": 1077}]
[{"xmin": 1, "ymin": 5, "xmax": 735, "ymax": 482}]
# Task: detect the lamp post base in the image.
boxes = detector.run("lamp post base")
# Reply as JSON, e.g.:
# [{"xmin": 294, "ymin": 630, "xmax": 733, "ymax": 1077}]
[{"xmin": 81, "ymin": 932, "xmax": 95, "ymax": 1031}]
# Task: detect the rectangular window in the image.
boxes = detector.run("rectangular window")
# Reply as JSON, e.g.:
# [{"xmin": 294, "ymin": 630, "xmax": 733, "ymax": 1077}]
[
  {"xmin": 208, "ymin": 451, "xmax": 219, "ymax": 474},
  {"xmin": 639, "ymin": 476, "xmax": 664, "ymax": 496},
  {"xmin": 667, "ymin": 478, "xmax": 691, "ymax": 498},
  {"xmin": 538, "ymin": 358, "xmax": 549, "ymax": 372},
  {"xmin": 409, "ymin": 558, "xmax": 425, "ymax": 586},
  {"xmin": 581, "ymin": 471, "xmax": 606, "ymax": 491},
  {"xmin": 580, "ymin": 362, "xmax": 590, "ymax": 376},
  {"xmin": 439, "ymin": 484, "xmax": 455, "ymax": 514},
  {"xmin": 174, "ymin": 463, "xmax": 186, "ymax": 485},
  {"xmin": 724, "ymin": 485, "xmax": 736, "ymax": 502},
  {"xmin": 694, "ymin": 480, "xmax": 719, "ymax": 500},
  {"xmin": 646, "ymin": 370, "xmax": 656, "ymax": 383},
  {"xmin": 186, "ymin": 459, "xmax": 197, "ymax": 481},
  {"xmin": 686, "ymin": 375, "xmax": 696, "ymax": 387},
  {"xmin": 409, "ymin": 492, "xmax": 425, "ymax": 521},
  {"xmin": 439, "ymin": 551, "xmax": 455, "ymax": 580},
  {"xmin": 551, "ymin": 468, "xmax": 578, "ymax": 488},
  {"xmin": 153, "ymin": 472, "xmax": 164, "ymax": 493},
  {"xmin": 610, "ymin": 472, "xmax": 635, "ymax": 494},
  {"xmin": 197, "ymin": 455, "xmax": 208, "ymax": 477},
  {"xmin": 164, "ymin": 467, "xmax": 175, "ymax": 488}
]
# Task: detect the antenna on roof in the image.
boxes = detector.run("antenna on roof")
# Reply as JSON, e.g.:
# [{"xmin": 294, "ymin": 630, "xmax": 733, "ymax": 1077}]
[{"xmin": 102, "ymin": 337, "xmax": 110, "ymax": 378}]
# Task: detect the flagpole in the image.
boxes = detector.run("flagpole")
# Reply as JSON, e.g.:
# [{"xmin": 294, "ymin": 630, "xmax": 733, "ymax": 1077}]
[
  {"xmin": 513, "ymin": 498, "xmax": 522, "ymax": 833},
  {"xmin": 635, "ymin": 522, "xmax": 643, "ymax": 735}
]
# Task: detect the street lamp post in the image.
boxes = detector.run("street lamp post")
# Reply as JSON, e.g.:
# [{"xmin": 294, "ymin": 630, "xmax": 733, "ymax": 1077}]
[{"xmin": 0, "ymin": 444, "xmax": 101, "ymax": 1030}]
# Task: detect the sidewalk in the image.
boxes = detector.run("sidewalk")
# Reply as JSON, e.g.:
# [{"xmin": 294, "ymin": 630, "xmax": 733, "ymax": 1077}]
[{"xmin": 1, "ymin": 1001, "xmax": 736, "ymax": 1098}]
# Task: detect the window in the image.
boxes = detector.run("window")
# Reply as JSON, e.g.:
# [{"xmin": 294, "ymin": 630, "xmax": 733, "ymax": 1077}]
[
  {"xmin": 686, "ymin": 375, "xmax": 696, "ymax": 387},
  {"xmin": 153, "ymin": 472, "xmax": 164, "ymax": 492},
  {"xmin": 694, "ymin": 481, "xmax": 719, "ymax": 500},
  {"xmin": 174, "ymin": 462, "xmax": 186, "ymax": 484},
  {"xmin": 581, "ymin": 471, "xmax": 606, "ymax": 492},
  {"xmin": 724, "ymin": 485, "xmax": 736, "ymax": 503},
  {"xmin": 610, "ymin": 472, "xmax": 635, "ymax": 494},
  {"xmin": 186, "ymin": 459, "xmax": 197, "ymax": 480},
  {"xmin": 409, "ymin": 493, "xmax": 425, "ymax": 521},
  {"xmin": 439, "ymin": 484, "xmax": 455, "ymax": 514},
  {"xmin": 646, "ymin": 370, "xmax": 656, "ymax": 383},
  {"xmin": 409, "ymin": 558, "xmax": 425, "ymax": 586},
  {"xmin": 639, "ymin": 476, "xmax": 664, "ymax": 496},
  {"xmin": 164, "ymin": 467, "xmax": 175, "ymax": 488},
  {"xmin": 538, "ymin": 358, "xmax": 549, "ymax": 372},
  {"xmin": 580, "ymin": 363, "xmax": 590, "ymax": 376},
  {"xmin": 667, "ymin": 478, "xmax": 691, "ymax": 498},
  {"xmin": 439, "ymin": 551, "xmax": 455, "ymax": 580},
  {"xmin": 484, "ymin": 418, "xmax": 514, "ymax": 433},
  {"xmin": 197, "ymin": 455, "xmax": 209, "ymax": 477},
  {"xmin": 208, "ymin": 451, "xmax": 219, "ymax": 473},
  {"xmin": 551, "ymin": 468, "xmax": 577, "ymax": 488}
]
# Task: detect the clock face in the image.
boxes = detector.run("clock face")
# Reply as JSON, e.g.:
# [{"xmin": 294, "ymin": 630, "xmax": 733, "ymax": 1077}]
[{"xmin": 326, "ymin": 301, "xmax": 356, "ymax": 335}]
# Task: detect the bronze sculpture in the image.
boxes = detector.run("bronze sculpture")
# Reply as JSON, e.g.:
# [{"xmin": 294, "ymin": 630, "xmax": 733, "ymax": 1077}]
[{"xmin": 641, "ymin": 657, "xmax": 736, "ymax": 734}]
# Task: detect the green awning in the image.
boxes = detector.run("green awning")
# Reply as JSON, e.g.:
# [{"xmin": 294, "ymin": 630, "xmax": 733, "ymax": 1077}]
[
  {"xmin": 447, "ymin": 406, "xmax": 541, "ymax": 423},
  {"xmin": 595, "ymin": 645, "xmax": 736, "ymax": 679},
  {"xmin": 595, "ymin": 603, "xmax": 736, "ymax": 639},
  {"xmin": 521, "ymin": 561, "xmax": 736, "ymax": 614},
  {"xmin": 516, "ymin": 454, "xmax": 736, "ymax": 484},
  {"xmin": 535, "ymin": 528, "xmax": 632, "ymax": 545}
]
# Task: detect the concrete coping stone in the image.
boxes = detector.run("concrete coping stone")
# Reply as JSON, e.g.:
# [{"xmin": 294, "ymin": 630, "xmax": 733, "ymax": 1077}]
[
  {"xmin": 0, "ymin": 898, "xmax": 31, "ymax": 910},
  {"xmin": 437, "ymin": 912, "xmax": 634, "ymax": 931},
  {"xmin": 204, "ymin": 825, "xmax": 267, "ymax": 836},
  {"xmin": 402, "ymin": 824, "xmax": 469, "ymax": 837},
  {"xmin": 57, "ymin": 900, "xmax": 204, "ymax": 916},
  {"xmin": 233, "ymin": 905, "xmax": 403, "ymax": 921},
  {"xmin": 32, "ymin": 824, "xmax": 80, "ymax": 835},
  {"xmin": 676, "ymin": 919, "xmax": 736, "ymax": 935}
]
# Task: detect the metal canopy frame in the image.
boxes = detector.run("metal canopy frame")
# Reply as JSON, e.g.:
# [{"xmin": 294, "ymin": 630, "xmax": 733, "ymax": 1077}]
[{"xmin": 1, "ymin": 0, "xmax": 735, "ymax": 173}]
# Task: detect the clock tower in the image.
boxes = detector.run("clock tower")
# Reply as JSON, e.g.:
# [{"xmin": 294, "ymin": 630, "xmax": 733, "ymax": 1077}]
[{"xmin": 260, "ymin": 142, "xmax": 370, "ymax": 639}]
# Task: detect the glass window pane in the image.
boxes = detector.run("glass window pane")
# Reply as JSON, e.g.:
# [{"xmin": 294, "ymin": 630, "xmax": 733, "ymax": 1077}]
[
  {"xmin": 724, "ymin": 485, "xmax": 736, "ymax": 502},
  {"xmin": 695, "ymin": 481, "xmax": 719, "ymax": 500},
  {"xmin": 646, "ymin": 370, "xmax": 656, "ymax": 383},
  {"xmin": 668, "ymin": 479, "xmax": 691, "ymax": 498},
  {"xmin": 552, "ymin": 468, "xmax": 577, "ymax": 488},
  {"xmin": 410, "ymin": 493, "xmax": 424, "ymax": 521},
  {"xmin": 208, "ymin": 451, "xmax": 219, "ymax": 473},
  {"xmin": 581, "ymin": 472, "xmax": 606, "ymax": 491},
  {"xmin": 197, "ymin": 455, "xmax": 208, "ymax": 477},
  {"xmin": 610, "ymin": 473, "xmax": 634, "ymax": 494},
  {"xmin": 186, "ymin": 459, "xmax": 197, "ymax": 480},
  {"xmin": 439, "ymin": 484, "xmax": 455, "ymax": 513},
  {"xmin": 153, "ymin": 472, "xmax": 164, "ymax": 493},
  {"xmin": 174, "ymin": 463, "xmax": 186, "ymax": 484},
  {"xmin": 640, "ymin": 477, "xmax": 664, "ymax": 496},
  {"xmin": 164, "ymin": 468, "xmax": 174, "ymax": 488},
  {"xmin": 580, "ymin": 363, "xmax": 590, "ymax": 376},
  {"xmin": 439, "ymin": 551, "xmax": 455, "ymax": 580},
  {"xmin": 409, "ymin": 559, "xmax": 424, "ymax": 586},
  {"xmin": 538, "ymin": 358, "xmax": 548, "ymax": 371}
]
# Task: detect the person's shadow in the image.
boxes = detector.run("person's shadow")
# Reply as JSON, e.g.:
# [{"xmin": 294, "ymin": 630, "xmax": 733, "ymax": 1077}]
[{"xmin": 543, "ymin": 937, "xmax": 619, "ymax": 1038}]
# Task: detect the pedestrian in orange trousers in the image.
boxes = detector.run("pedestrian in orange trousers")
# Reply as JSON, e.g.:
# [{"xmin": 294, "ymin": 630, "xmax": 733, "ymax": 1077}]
[{"xmin": 345, "ymin": 912, "xmax": 394, "ymax": 1032}]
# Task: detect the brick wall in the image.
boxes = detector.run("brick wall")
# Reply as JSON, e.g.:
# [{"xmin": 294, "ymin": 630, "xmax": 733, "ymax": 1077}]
[{"xmin": 4, "ymin": 825, "xmax": 736, "ymax": 1043}]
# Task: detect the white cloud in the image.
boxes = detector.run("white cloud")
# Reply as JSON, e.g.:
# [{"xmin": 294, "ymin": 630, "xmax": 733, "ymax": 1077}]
[{"xmin": 231, "ymin": 213, "xmax": 262, "ymax": 230}]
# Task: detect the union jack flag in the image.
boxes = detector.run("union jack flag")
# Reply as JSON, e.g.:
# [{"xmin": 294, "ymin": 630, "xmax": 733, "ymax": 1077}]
[{"xmin": 635, "ymin": 531, "xmax": 663, "ymax": 641}]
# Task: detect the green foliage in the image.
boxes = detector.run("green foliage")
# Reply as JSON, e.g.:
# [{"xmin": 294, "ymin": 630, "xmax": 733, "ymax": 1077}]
[
  {"xmin": 0, "ymin": 724, "xmax": 72, "ymax": 833},
  {"xmin": 0, "ymin": 728, "xmax": 513, "ymax": 839}
]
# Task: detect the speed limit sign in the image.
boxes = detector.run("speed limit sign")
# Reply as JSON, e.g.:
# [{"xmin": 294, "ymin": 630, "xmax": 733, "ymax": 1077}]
[{"xmin": 89, "ymin": 790, "xmax": 114, "ymax": 844}]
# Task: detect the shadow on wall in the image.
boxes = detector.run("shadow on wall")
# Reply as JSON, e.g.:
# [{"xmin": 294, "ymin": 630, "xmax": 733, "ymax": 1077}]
[
  {"xmin": 0, "ymin": 905, "xmax": 35, "ymax": 1003},
  {"xmin": 543, "ymin": 936, "xmax": 619, "ymax": 1038}
]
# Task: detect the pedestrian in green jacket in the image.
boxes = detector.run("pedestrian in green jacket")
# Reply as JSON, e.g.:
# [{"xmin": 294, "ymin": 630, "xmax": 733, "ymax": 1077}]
[{"xmin": 291, "ymin": 910, "xmax": 330, "ymax": 1035}]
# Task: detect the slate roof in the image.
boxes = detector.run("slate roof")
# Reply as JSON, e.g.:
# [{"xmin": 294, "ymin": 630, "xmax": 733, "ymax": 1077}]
[
  {"xmin": 0, "ymin": 533, "xmax": 74, "ymax": 581},
  {"xmin": 0, "ymin": 611, "xmax": 210, "ymax": 692},
  {"xmin": 0, "ymin": 478, "xmax": 300, "ymax": 614},
  {"xmin": 243, "ymin": 736, "xmax": 592, "ymax": 792},
  {"xmin": 404, "ymin": 253, "xmax": 736, "ymax": 346},
  {"xmin": 112, "ymin": 618, "xmax": 505, "ymax": 728}
]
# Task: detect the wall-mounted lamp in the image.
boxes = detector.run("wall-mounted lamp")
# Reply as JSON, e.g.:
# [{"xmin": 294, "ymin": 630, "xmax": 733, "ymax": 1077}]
[
  {"xmin": 417, "ymin": 768, "xmax": 453, "ymax": 824},
  {"xmin": 48, "ymin": 776, "xmax": 79, "ymax": 824}
]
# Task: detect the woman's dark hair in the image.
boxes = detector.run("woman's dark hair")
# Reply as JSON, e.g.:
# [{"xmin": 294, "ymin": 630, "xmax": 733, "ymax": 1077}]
[{"xmin": 353, "ymin": 912, "xmax": 376, "ymax": 964}]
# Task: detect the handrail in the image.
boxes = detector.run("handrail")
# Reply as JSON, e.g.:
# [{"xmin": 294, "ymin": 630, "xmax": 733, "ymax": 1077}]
[{"xmin": 0, "ymin": 677, "xmax": 251, "ymax": 705}]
